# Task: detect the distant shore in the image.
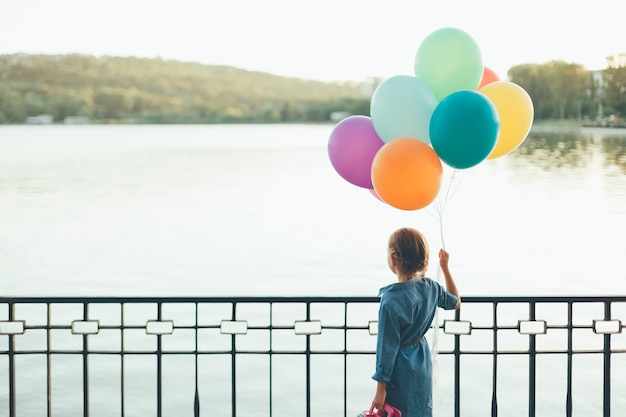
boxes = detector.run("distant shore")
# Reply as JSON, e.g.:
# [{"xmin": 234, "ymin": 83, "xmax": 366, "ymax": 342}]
[{"xmin": 531, "ymin": 124, "xmax": 626, "ymax": 136}]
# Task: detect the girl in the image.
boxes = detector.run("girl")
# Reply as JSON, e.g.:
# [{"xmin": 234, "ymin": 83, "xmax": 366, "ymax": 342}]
[{"xmin": 371, "ymin": 227, "xmax": 461, "ymax": 417}]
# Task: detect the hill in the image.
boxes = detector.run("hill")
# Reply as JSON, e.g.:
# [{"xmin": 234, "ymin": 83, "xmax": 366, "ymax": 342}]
[{"xmin": 0, "ymin": 54, "xmax": 369, "ymax": 124}]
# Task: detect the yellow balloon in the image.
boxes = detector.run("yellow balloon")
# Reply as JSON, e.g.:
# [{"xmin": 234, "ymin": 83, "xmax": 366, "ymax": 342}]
[{"xmin": 479, "ymin": 81, "xmax": 534, "ymax": 159}]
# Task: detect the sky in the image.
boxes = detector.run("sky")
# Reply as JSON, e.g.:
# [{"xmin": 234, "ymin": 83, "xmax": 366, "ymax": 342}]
[{"xmin": 1, "ymin": 0, "xmax": 625, "ymax": 82}]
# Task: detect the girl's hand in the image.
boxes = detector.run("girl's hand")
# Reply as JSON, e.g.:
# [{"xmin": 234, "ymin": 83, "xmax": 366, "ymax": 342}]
[
  {"xmin": 372, "ymin": 381, "xmax": 387, "ymax": 414},
  {"xmin": 372, "ymin": 396, "xmax": 386, "ymax": 415},
  {"xmin": 439, "ymin": 249, "xmax": 450, "ymax": 270}
]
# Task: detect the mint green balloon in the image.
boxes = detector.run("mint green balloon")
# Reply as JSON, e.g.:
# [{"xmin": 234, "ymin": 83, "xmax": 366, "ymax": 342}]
[{"xmin": 414, "ymin": 27, "xmax": 483, "ymax": 102}]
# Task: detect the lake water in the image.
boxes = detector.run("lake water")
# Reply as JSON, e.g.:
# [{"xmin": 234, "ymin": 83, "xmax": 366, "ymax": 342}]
[
  {"xmin": 1, "ymin": 124, "xmax": 626, "ymax": 417},
  {"xmin": 1, "ymin": 124, "xmax": 625, "ymax": 297}
]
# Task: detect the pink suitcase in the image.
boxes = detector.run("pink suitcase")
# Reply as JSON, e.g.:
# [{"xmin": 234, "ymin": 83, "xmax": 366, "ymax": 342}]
[{"xmin": 357, "ymin": 402, "xmax": 402, "ymax": 417}]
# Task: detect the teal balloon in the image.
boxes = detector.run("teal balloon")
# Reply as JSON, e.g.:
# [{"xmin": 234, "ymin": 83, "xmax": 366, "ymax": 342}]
[
  {"xmin": 414, "ymin": 27, "xmax": 483, "ymax": 102},
  {"xmin": 429, "ymin": 90, "xmax": 500, "ymax": 169},
  {"xmin": 370, "ymin": 75, "xmax": 437, "ymax": 144}
]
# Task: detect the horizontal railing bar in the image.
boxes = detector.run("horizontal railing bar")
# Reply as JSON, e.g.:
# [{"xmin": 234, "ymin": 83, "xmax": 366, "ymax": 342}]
[
  {"xmin": 16, "ymin": 323, "xmax": 596, "ymax": 328},
  {"xmin": 466, "ymin": 325, "xmax": 594, "ymax": 330},
  {"xmin": 13, "ymin": 324, "xmax": 372, "ymax": 330},
  {"xmin": 0, "ymin": 350, "xmax": 371, "ymax": 356},
  {"xmin": 2, "ymin": 295, "xmax": 626, "ymax": 303},
  {"xmin": 11, "ymin": 324, "xmax": 603, "ymax": 334},
  {"xmin": 0, "ymin": 296, "xmax": 379, "ymax": 303},
  {"xmin": 5, "ymin": 349, "xmax": 626, "ymax": 356},
  {"xmin": 401, "ymin": 349, "xmax": 626, "ymax": 355}
]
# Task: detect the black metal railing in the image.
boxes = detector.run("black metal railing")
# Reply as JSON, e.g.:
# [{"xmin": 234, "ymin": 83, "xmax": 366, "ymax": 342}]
[{"xmin": 1, "ymin": 296, "xmax": 625, "ymax": 417}]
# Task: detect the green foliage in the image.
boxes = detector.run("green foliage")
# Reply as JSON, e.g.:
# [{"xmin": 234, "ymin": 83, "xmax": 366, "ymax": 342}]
[
  {"xmin": 0, "ymin": 54, "xmax": 368, "ymax": 124},
  {"xmin": 508, "ymin": 58, "xmax": 625, "ymax": 122},
  {"xmin": 508, "ymin": 61, "xmax": 593, "ymax": 120},
  {"xmin": 603, "ymin": 54, "xmax": 626, "ymax": 118}
]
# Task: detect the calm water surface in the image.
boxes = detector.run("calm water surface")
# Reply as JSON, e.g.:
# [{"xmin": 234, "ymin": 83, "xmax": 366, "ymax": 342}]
[
  {"xmin": 1, "ymin": 124, "xmax": 626, "ymax": 416},
  {"xmin": 1, "ymin": 124, "xmax": 625, "ymax": 297}
]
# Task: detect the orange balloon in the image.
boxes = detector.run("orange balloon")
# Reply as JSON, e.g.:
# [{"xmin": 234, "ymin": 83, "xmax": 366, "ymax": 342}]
[
  {"xmin": 371, "ymin": 138, "xmax": 442, "ymax": 211},
  {"xmin": 478, "ymin": 66, "xmax": 500, "ymax": 89}
]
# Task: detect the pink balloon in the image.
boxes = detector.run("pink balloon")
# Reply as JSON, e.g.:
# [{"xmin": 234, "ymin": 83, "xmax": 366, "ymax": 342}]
[
  {"xmin": 368, "ymin": 188, "xmax": 386, "ymax": 203},
  {"xmin": 478, "ymin": 66, "xmax": 500, "ymax": 89},
  {"xmin": 328, "ymin": 115, "xmax": 384, "ymax": 188}
]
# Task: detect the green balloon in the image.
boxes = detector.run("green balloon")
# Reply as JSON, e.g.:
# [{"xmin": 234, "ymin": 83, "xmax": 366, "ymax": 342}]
[{"xmin": 414, "ymin": 28, "xmax": 483, "ymax": 101}]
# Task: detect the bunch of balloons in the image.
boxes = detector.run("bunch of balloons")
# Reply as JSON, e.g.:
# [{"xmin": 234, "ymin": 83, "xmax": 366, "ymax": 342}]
[{"xmin": 328, "ymin": 27, "xmax": 534, "ymax": 211}]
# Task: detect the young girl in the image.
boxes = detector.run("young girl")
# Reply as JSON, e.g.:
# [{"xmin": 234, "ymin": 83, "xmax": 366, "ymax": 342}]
[{"xmin": 371, "ymin": 227, "xmax": 461, "ymax": 417}]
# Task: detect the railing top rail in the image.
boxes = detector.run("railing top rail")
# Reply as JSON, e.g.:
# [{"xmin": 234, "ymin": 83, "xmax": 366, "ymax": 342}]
[{"xmin": 1, "ymin": 295, "xmax": 625, "ymax": 303}]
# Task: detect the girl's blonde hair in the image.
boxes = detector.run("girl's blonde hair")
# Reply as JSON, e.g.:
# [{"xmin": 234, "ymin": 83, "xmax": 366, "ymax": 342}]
[{"xmin": 388, "ymin": 227, "xmax": 429, "ymax": 277}]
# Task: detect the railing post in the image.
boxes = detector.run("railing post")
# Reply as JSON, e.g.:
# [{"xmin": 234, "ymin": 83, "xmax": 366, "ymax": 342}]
[
  {"xmin": 603, "ymin": 301, "xmax": 611, "ymax": 417},
  {"xmin": 269, "ymin": 302, "xmax": 274, "ymax": 417},
  {"xmin": 491, "ymin": 302, "xmax": 498, "ymax": 417},
  {"xmin": 231, "ymin": 301, "xmax": 237, "ymax": 417},
  {"xmin": 194, "ymin": 302, "xmax": 200, "ymax": 417},
  {"xmin": 82, "ymin": 302, "xmax": 90, "ymax": 417},
  {"xmin": 47, "ymin": 303, "xmax": 52, "ymax": 417},
  {"xmin": 156, "ymin": 302, "xmax": 163, "ymax": 417},
  {"xmin": 528, "ymin": 301, "xmax": 537, "ymax": 417},
  {"xmin": 566, "ymin": 301, "xmax": 573, "ymax": 417},
  {"xmin": 120, "ymin": 302, "xmax": 126, "ymax": 417},
  {"xmin": 305, "ymin": 301, "xmax": 312, "ymax": 417},
  {"xmin": 343, "ymin": 302, "xmax": 348, "ymax": 417},
  {"xmin": 454, "ymin": 307, "xmax": 461, "ymax": 417},
  {"xmin": 8, "ymin": 303, "xmax": 16, "ymax": 417}
]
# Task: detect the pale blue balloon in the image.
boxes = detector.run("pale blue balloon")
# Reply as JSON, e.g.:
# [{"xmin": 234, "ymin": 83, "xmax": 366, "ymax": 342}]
[{"xmin": 370, "ymin": 75, "xmax": 438, "ymax": 144}]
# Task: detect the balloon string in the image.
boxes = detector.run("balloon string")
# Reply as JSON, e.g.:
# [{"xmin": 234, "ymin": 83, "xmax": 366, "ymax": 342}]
[
  {"xmin": 430, "ymin": 168, "xmax": 461, "ymax": 410},
  {"xmin": 430, "ymin": 168, "xmax": 460, "ymax": 249},
  {"xmin": 437, "ymin": 169, "xmax": 465, "ymax": 246}
]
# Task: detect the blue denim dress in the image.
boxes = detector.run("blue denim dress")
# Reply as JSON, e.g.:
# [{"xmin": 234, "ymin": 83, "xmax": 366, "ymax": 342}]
[{"xmin": 372, "ymin": 277, "xmax": 458, "ymax": 417}]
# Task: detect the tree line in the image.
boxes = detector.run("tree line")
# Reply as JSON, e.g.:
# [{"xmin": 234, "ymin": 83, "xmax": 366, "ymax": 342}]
[
  {"xmin": 0, "ymin": 54, "xmax": 368, "ymax": 124},
  {"xmin": 508, "ymin": 55, "xmax": 626, "ymax": 125},
  {"xmin": 0, "ymin": 53, "xmax": 624, "ymax": 124}
]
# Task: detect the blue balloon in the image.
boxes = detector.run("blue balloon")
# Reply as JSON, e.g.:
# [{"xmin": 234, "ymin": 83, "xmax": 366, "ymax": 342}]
[
  {"xmin": 370, "ymin": 75, "xmax": 437, "ymax": 144},
  {"xmin": 429, "ymin": 90, "xmax": 500, "ymax": 169}
]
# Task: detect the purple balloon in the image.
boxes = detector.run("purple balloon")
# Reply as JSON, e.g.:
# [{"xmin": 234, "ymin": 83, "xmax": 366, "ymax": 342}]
[{"xmin": 328, "ymin": 116, "xmax": 385, "ymax": 188}]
